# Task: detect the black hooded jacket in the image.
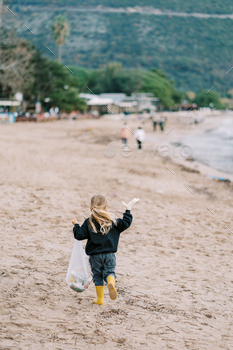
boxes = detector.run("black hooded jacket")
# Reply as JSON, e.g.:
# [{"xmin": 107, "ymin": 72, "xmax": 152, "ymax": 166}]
[{"xmin": 73, "ymin": 210, "xmax": 132, "ymax": 256}]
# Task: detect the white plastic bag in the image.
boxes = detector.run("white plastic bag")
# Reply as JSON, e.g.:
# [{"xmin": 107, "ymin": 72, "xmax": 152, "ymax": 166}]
[{"xmin": 66, "ymin": 239, "xmax": 92, "ymax": 293}]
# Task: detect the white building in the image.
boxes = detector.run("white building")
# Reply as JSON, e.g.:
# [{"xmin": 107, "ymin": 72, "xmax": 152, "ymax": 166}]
[
  {"xmin": 124, "ymin": 93, "xmax": 159, "ymax": 111},
  {"xmin": 79, "ymin": 92, "xmax": 159, "ymax": 114}
]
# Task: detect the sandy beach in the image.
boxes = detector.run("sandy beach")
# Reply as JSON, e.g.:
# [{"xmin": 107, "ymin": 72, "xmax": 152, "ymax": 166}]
[{"xmin": 1, "ymin": 116, "xmax": 233, "ymax": 350}]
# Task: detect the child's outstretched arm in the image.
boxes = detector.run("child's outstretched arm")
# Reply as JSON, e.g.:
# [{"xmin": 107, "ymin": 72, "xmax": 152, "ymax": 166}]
[
  {"xmin": 122, "ymin": 198, "xmax": 140, "ymax": 210},
  {"xmin": 72, "ymin": 218, "xmax": 89, "ymax": 240},
  {"xmin": 116, "ymin": 198, "xmax": 140, "ymax": 233}
]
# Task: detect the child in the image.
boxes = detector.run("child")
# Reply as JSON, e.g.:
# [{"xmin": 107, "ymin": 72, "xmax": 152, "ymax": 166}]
[{"xmin": 72, "ymin": 195, "xmax": 139, "ymax": 305}]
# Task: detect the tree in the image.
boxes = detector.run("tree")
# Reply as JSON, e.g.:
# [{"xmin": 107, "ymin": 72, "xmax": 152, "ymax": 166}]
[
  {"xmin": 92, "ymin": 62, "xmax": 122, "ymax": 93},
  {"xmin": 150, "ymin": 68, "xmax": 167, "ymax": 79},
  {"xmin": 52, "ymin": 15, "xmax": 69, "ymax": 63},
  {"xmin": 141, "ymin": 70, "xmax": 179, "ymax": 108},
  {"xmin": 118, "ymin": 69, "xmax": 144, "ymax": 95},
  {"xmin": 68, "ymin": 66, "xmax": 94, "ymax": 92},
  {"xmin": 49, "ymin": 87, "xmax": 86, "ymax": 113},
  {"xmin": 0, "ymin": 29, "xmax": 35, "ymax": 98},
  {"xmin": 23, "ymin": 51, "xmax": 86, "ymax": 112},
  {"xmin": 85, "ymin": 64, "xmax": 143, "ymax": 96},
  {"xmin": 194, "ymin": 90, "xmax": 223, "ymax": 109}
]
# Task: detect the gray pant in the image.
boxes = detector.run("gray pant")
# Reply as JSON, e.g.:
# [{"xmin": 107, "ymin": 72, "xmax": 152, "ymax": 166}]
[{"xmin": 89, "ymin": 253, "xmax": 116, "ymax": 286}]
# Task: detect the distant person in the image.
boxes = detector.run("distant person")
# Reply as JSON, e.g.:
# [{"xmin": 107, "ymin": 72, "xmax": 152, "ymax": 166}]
[
  {"xmin": 134, "ymin": 126, "xmax": 145, "ymax": 151},
  {"xmin": 159, "ymin": 116, "xmax": 166, "ymax": 132},
  {"xmin": 123, "ymin": 110, "xmax": 129, "ymax": 122},
  {"xmin": 120, "ymin": 123, "xmax": 131, "ymax": 146},
  {"xmin": 49, "ymin": 107, "xmax": 55, "ymax": 115},
  {"xmin": 152, "ymin": 112, "xmax": 159, "ymax": 132}
]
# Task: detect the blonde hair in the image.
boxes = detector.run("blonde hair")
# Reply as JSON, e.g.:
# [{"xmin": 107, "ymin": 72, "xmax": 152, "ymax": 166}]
[{"xmin": 89, "ymin": 195, "xmax": 116, "ymax": 235}]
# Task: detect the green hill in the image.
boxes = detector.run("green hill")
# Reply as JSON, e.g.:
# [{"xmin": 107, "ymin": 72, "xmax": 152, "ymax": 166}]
[
  {"xmin": 7, "ymin": 0, "xmax": 233, "ymax": 14},
  {"xmin": 3, "ymin": 1, "xmax": 233, "ymax": 93}
]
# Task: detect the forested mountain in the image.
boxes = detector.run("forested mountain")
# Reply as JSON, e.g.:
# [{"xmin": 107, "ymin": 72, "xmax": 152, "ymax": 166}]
[
  {"xmin": 7, "ymin": 0, "xmax": 233, "ymax": 14},
  {"xmin": 3, "ymin": 1, "xmax": 233, "ymax": 93}
]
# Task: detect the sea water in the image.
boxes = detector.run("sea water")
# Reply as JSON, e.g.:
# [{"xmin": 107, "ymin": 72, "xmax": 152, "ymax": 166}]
[{"xmin": 181, "ymin": 118, "xmax": 233, "ymax": 175}]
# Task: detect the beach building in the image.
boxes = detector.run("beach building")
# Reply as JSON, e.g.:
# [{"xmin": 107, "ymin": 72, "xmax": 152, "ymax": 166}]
[
  {"xmin": 79, "ymin": 93, "xmax": 111, "ymax": 114},
  {"xmin": 79, "ymin": 93, "xmax": 98, "ymax": 101},
  {"xmin": 0, "ymin": 99, "xmax": 20, "ymax": 123},
  {"xmin": 87, "ymin": 96, "xmax": 115, "ymax": 115},
  {"xmin": 177, "ymin": 102, "xmax": 199, "ymax": 111},
  {"xmin": 99, "ymin": 93, "xmax": 138, "ymax": 114},
  {"xmin": 124, "ymin": 93, "xmax": 159, "ymax": 111},
  {"xmin": 79, "ymin": 92, "xmax": 158, "ymax": 114},
  {"xmin": 99, "ymin": 93, "xmax": 127, "ymax": 102}
]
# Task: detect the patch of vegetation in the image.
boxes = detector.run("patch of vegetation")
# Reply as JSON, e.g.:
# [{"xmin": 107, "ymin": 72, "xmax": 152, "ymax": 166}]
[
  {"xmin": 70, "ymin": 63, "xmax": 182, "ymax": 108},
  {"xmin": 8, "ymin": 0, "xmax": 233, "ymax": 15},
  {"xmin": 194, "ymin": 90, "xmax": 224, "ymax": 109}
]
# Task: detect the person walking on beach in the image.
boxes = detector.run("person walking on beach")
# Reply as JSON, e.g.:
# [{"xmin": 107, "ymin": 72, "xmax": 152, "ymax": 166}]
[
  {"xmin": 159, "ymin": 116, "xmax": 167, "ymax": 132},
  {"xmin": 151, "ymin": 112, "xmax": 159, "ymax": 132},
  {"xmin": 72, "ymin": 195, "xmax": 139, "ymax": 305},
  {"xmin": 152, "ymin": 115, "xmax": 157, "ymax": 132},
  {"xmin": 120, "ymin": 123, "xmax": 131, "ymax": 146},
  {"xmin": 134, "ymin": 126, "xmax": 145, "ymax": 151}
]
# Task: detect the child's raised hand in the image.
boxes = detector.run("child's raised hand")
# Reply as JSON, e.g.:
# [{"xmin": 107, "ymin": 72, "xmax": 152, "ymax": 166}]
[
  {"xmin": 122, "ymin": 198, "xmax": 140, "ymax": 210},
  {"xmin": 72, "ymin": 218, "xmax": 78, "ymax": 226}
]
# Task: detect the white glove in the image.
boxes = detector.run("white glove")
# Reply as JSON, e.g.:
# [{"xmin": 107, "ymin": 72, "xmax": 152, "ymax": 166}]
[{"xmin": 122, "ymin": 198, "xmax": 140, "ymax": 210}]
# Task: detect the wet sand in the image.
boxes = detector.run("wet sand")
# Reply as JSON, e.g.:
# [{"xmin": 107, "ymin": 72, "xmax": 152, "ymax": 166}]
[
  {"xmin": 0, "ymin": 118, "xmax": 233, "ymax": 349},
  {"xmin": 146, "ymin": 111, "xmax": 233, "ymax": 181}
]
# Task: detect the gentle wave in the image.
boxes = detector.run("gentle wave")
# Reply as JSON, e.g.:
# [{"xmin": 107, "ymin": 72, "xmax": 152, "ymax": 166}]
[{"xmin": 181, "ymin": 119, "xmax": 233, "ymax": 175}]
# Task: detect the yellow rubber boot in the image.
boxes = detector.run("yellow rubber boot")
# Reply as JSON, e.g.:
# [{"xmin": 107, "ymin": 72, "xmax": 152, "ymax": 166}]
[
  {"xmin": 107, "ymin": 275, "xmax": 117, "ymax": 300},
  {"xmin": 93, "ymin": 286, "xmax": 104, "ymax": 305}
]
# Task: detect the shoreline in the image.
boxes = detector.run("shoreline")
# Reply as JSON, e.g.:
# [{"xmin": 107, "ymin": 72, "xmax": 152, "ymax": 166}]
[{"xmin": 145, "ymin": 112, "xmax": 233, "ymax": 182}]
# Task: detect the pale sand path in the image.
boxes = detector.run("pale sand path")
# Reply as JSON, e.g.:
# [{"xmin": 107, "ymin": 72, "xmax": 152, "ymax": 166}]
[{"xmin": 0, "ymin": 118, "xmax": 233, "ymax": 349}]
